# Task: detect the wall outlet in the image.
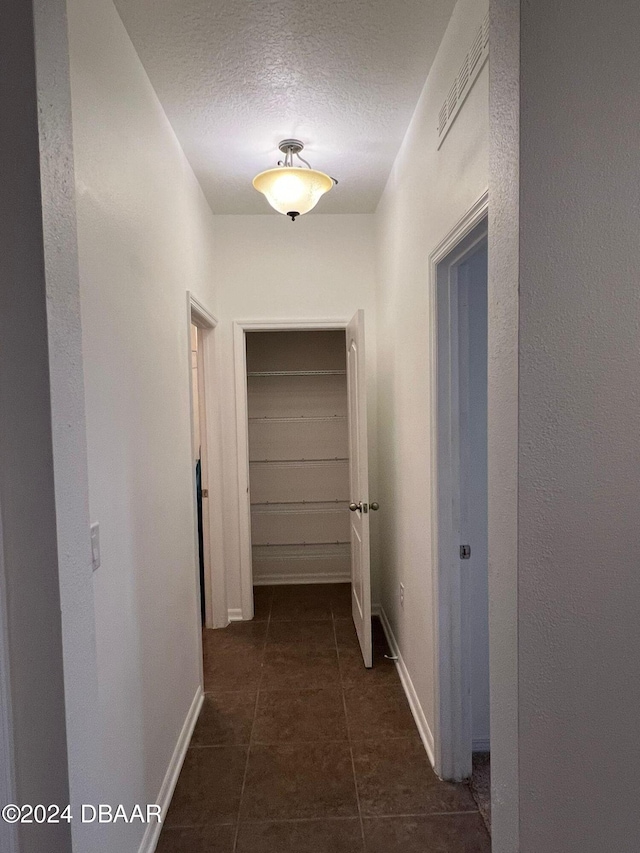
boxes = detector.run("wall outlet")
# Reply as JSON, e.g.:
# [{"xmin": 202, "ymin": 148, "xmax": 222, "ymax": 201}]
[
  {"xmin": 400, "ymin": 582, "xmax": 405, "ymax": 609},
  {"xmin": 90, "ymin": 522, "xmax": 101, "ymax": 571}
]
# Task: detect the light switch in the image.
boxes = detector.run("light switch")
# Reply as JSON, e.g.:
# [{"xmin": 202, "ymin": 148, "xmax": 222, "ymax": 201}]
[{"xmin": 90, "ymin": 522, "xmax": 101, "ymax": 571}]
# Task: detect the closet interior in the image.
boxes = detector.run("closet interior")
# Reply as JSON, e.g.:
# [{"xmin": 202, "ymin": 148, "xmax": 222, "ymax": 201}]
[{"xmin": 246, "ymin": 330, "xmax": 351, "ymax": 587}]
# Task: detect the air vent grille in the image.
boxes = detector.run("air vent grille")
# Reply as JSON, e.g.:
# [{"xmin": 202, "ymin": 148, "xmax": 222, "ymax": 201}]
[
  {"xmin": 437, "ymin": 11, "xmax": 489, "ymax": 149},
  {"xmin": 458, "ymin": 55, "xmax": 470, "ymax": 94},
  {"xmin": 469, "ymin": 28, "xmax": 483, "ymax": 73},
  {"xmin": 438, "ymin": 102, "xmax": 448, "ymax": 135},
  {"xmin": 447, "ymin": 81, "xmax": 458, "ymax": 117}
]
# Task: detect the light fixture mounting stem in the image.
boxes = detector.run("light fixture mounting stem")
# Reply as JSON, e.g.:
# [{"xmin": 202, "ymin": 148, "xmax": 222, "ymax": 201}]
[
  {"xmin": 278, "ymin": 139, "xmax": 304, "ymax": 156},
  {"xmin": 277, "ymin": 138, "xmax": 312, "ymax": 168}
]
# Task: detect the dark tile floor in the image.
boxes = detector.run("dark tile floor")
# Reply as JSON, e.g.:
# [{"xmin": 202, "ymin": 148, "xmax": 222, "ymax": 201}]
[
  {"xmin": 471, "ymin": 752, "xmax": 491, "ymax": 833},
  {"xmin": 157, "ymin": 583, "xmax": 490, "ymax": 853}
]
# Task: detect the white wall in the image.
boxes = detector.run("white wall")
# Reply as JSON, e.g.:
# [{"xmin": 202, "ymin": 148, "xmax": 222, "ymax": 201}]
[
  {"xmin": 67, "ymin": 0, "xmax": 219, "ymax": 847},
  {"xmin": 1, "ymin": 0, "xmax": 109, "ymax": 849},
  {"xmin": 375, "ymin": 0, "xmax": 488, "ymax": 755},
  {"xmin": 488, "ymin": 0, "xmax": 519, "ymax": 843},
  {"xmin": 0, "ymin": 3, "xmax": 76, "ymax": 850},
  {"xmin": 491, "ymin": 0, "xmax": 640, "ymax": 850},
  {"xmin": 212, "ymin": 214, "xmax": 378, "ymax": 612}
]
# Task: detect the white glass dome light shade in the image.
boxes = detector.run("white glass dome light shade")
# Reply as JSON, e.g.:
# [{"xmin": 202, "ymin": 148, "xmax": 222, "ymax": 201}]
[{"xmin": 252, "ymin": 166, "xmax": 334, "ymax": 220}]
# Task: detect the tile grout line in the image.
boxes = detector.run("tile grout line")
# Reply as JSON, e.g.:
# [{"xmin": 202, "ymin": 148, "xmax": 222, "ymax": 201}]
[
  {"xmin": 192, "ymin": 732, "xmax": 431, "ymax": 750},
  {"xmin": 187, "ymin": 734, "xmax": 426, "ymax": 750},
  {"xmin": 164, "ymin": 808, "xmax": 482, "ymax": 832},
  {"xmin": 232, "ymin": 588, "xmax": 271, "ymax": 853},
  {"xmin": 361, "ymin": 809, "xmax": 483, "ymax": 819},
  {"xmin": 333, "ymin": 612, "xmax": 368, "ymax": 851},
  {"xmin": 235, "ymin": 808, "xmax": 483, "ymax": 825}
]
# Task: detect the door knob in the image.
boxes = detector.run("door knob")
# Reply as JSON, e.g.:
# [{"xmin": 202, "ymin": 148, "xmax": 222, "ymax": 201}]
[
  {"xmin": 370, "ymin": 502, "xmax": 380, "ymax": 511},
  {"xmin": 349, "ymin": 502, "xmax": 361, "ymax": 512}
]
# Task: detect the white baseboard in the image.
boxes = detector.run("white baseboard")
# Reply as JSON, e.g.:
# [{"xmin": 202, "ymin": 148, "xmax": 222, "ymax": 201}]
[
  {"xmin": 253, "ymin": 572, "xmax": 350, "ymax": 586},
  {"xmin": 473, "ymin": 738, "xmax": 490, "ymax": 753},
  {"xmin": 228, "ymin": 608, "xmax": 244, "ymax": 622},
  {"xmin": 377, "ymin": 607, "xmax": 436, "ymax": 768},
  {"xmin": 138, "ymin": 686, "xmax": 203, "ymax": 853}
]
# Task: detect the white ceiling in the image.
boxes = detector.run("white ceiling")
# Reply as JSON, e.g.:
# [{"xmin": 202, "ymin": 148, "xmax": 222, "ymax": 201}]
[{"xmin": 114, "ymin": 0, "xmax": 456, "ymax": 214}]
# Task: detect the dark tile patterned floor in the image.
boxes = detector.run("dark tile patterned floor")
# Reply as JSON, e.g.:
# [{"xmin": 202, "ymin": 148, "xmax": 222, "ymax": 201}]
[
  {"xmin": 157, "ymin": 583, "xmax": 490, "ymax": 853},
  {"xmin": 471, "ymin": 752, "xmax": 491, "ymax": 833}
]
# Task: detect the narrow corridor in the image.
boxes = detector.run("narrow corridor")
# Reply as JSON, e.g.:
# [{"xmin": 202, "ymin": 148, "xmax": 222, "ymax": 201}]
[{"xmin": 157, "ymin": 584, "xmax": 490, "ymax": 852}]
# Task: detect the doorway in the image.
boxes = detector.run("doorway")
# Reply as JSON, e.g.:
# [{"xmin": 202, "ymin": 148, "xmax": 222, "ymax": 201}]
[
  {"xmin": 246, "ymin": 330, "xmax": 350, "ymax": 589},
  {"xmin": 188, "ymin": 294, "xmax": 226, "ymax": 630},
  {"xmin": 456, "ymin": 236, "xmax": 490, "ymax": 828},
  {"xmin": 191, "ymin": 322, "xmax": 207, "ymax": 625},
  {"xmin": 431, "ymin": 195, "xmax": 490, "ymax": 814},
  {"xmin": 233, "ymin": 316, "xmax": 374, "ymax": 667}
]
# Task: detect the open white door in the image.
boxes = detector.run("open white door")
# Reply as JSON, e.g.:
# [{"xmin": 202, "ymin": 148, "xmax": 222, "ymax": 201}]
[{"xmin": 346, "ymin": 310, "xmax": 373, "ymax": 668}]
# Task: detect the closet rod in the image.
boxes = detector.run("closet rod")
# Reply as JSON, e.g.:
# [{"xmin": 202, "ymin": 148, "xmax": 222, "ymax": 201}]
[
  {"xmin": 247, "ymin": 370, "xmax": 346, "ymax": 377},
  {"xmin": 248, "ymin": 415, "xmax": 347, "ymax": 422},
  {"xmin": 251, "ymin": 499, "xmax": 349, "ymax": 507},
  {"xmin": 249, "ymin": 457, "xmax": 349, "ymax": 464},
  {"xmin": 255, "ymin": 541, "xmax": 350, "ymax": 547}
]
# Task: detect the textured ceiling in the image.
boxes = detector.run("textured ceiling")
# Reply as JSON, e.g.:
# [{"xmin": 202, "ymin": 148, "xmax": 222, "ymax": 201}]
[{"xmin": 114, "ymin": 0, "xmax": 456, "ymax": 214}]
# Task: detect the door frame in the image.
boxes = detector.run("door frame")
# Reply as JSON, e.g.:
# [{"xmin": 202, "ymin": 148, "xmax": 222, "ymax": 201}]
[
  {"xmin": 233, "ymin": 318, "xmax": 351, "ymax": 621},
  {"xmin": 429, "ymin": 191, "xmax": 489, "ymax": 781},
  {"xmin": 187, "ymin": 293, "xmax": 227, "ymax": 630}
]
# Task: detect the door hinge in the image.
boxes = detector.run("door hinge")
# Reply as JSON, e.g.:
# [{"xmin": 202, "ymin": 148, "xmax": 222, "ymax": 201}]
[
  {"xmin": 460, "ymin": 544, "xmax": 471, "ymax": 559},
  {"xmin": 201, "ymin": 489, "xmax": 209, "ymax": 498}
]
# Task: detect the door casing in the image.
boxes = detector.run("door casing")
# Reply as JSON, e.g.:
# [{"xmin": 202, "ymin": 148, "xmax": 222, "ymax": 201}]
[{"xmin": 233, "ymin": 319, "xmax": 353, "ymax": 621}]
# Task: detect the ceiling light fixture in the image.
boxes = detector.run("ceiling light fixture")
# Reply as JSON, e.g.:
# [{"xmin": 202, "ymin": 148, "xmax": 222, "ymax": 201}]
[{"xmin": 252, "ymin": 140, "xmax": 337, "ymax": 221}]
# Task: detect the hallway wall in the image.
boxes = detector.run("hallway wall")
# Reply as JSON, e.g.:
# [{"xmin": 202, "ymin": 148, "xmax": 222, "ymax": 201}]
[
  {"xmin": 374, "ymin": 0, "xmax": 489, "ymax": 755},
  {"xmin": 0, "ymin": 2, "xmax": 80, "ymax": 850},
  {"xmin": 491, "ymin": 0, "xmax": 640, "ymax": 850},
  {"xmin": 67, "ymin": 0, "xmax": 219, "ymax": 848},
  {"xmin": 211, "ymin": 214, "xmax": 378, "ymax": 615}
]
